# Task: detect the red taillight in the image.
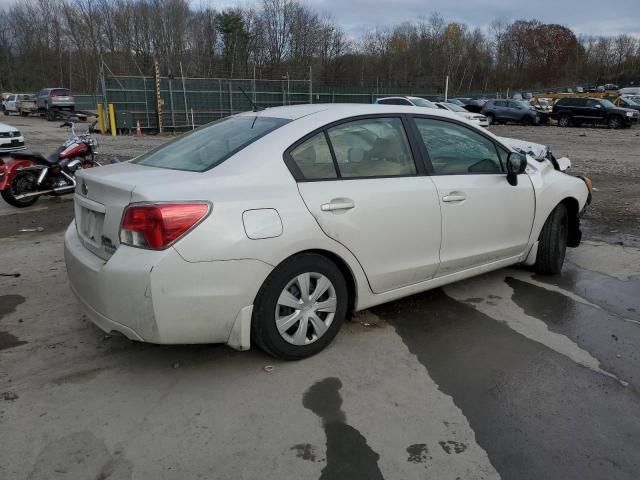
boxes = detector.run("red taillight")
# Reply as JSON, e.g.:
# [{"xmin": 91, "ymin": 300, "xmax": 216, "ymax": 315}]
[{"xmin": 119, "ymin": 203, "xmax": 209, "ymax": 250}]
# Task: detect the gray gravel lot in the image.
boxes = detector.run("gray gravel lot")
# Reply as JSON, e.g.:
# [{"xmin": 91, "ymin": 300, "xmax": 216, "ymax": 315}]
[{"xmin": 1, "ymin": 116, "xmax": 639, "ymax": 480}]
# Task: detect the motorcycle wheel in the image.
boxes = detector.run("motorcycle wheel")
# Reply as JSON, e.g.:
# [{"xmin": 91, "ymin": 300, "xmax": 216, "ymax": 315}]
[{"xmin": 1, "ymin": 171, "xmax": 39, "ymax": 207}]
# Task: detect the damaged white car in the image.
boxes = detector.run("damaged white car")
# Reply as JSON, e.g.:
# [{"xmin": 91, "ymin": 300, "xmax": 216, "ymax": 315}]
[
  {"xmin": 65, "ymin": 104, "xmax": 592, "ymax": 359},
  {"xmin": 499, "ymin": 136, "xmax": 572, "ymax": 173}
]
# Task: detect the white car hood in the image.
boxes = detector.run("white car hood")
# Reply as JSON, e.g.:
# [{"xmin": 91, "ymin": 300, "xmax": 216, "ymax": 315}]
[
  {"xmin": 0, "ymin": 122, "xmax": 19, "ymax": 133},
  {"xmin": 498, "ymin": 136, "xmax": 571, "ymax": 172},
  {"xmin": 498, "ymin": 136, "xmax": 549, "ymax": 160}
]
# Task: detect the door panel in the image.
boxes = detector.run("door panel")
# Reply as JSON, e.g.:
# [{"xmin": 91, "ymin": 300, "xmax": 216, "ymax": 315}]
[
  {"xmin": 430, "ymin": 174, "xmax": 534, "ymax": 275},
  {"xmin": 288, "ymin": 116, "xmax": 442, "ymax": 294},
  {"xmin": 413, "ymin": 116, "xmax": 535, "ymax": 276},
  {"xmin": 298, "ymin": 177, "xmax": 442, "ymax": 293}
]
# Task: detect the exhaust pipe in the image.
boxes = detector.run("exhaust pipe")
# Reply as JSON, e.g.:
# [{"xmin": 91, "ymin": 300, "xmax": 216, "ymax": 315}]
[
  {"xmin": 53, "ymin": 172, "xmax": 76, "ymax": 194},
  {"xmin": 14, "ymin": 172, "xmax": 76, "ymax": 200}
]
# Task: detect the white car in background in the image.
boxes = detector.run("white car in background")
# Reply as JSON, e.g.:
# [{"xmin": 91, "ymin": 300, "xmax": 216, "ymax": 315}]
[
  {"xmin": 0, "ymin": 122, "xmax": 25, "ymax": 153},
  {"xmin": 436, "ymin": 101, "xmax": 489, "ymax": 126},
  {"xmin": 65, "ymin": 104, "xmax": 591, "ymax": 360},
  {"xmin": 374, "ymin": 96, "xmax": 438, "ymax": 108}
]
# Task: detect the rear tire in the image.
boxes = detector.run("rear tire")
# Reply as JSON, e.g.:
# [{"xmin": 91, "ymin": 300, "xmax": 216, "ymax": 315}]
[
  {"xmin": 558, "ymin": 114, "xmax": 571, "ymax": 127},
  {"xmin": 534, "ymin": 203, "xmax": 568, "ymax": 275},
  {"xmin": 1, "ymin": 171, "xmax": 39, "ymax": 208},
  {"xmin": 251, "ymin": 253, "xmax": 348, "ymax": 360},
  {"xmin": 46, "ymin": 108, "xmax": 55, "ymax": 121}
]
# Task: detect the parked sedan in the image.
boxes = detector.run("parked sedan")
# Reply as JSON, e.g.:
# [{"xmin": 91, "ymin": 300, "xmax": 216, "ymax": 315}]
[
  {"xmin": 65, "ymin": 104, "xmax": 591, "ymax": 359},
  {"xmin": 0, "ymin": 122, "xmax": 25, "ymax": 153},
  {"xmin": 481, "ymin": 99, "xmax": 540, "ymax": 125},
  {"xmin": 435, "ymin": 102, "xmax": 489, "ymax": 126}
]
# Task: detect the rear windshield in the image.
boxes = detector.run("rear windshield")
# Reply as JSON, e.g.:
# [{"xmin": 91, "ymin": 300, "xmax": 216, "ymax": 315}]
[
  {"xmin": 132, "ymin": 115, "xmax": 290, "ymax": 172},
  {"xmin": 51, "ymin": 89, "xmax": 70, "ymax": 96},
  {"xmin": 411, "ymin": 98, "xmax": 437, "ymax": 108}
]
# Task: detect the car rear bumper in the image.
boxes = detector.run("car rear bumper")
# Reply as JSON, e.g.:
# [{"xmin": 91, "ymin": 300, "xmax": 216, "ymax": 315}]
[{"xmin": 64, "ymin": 223, "xmax": 272, "ymax": 346}]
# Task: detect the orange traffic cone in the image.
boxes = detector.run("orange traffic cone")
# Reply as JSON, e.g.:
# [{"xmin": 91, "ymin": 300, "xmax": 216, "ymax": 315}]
[{"xmin": 135, "ymin": 120, "xmax": 142, "ymax": 137}]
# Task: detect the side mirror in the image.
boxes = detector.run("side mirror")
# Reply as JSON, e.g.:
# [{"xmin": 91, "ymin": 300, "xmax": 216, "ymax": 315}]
[
  {"xmin": 595, "ymin": 104, "xmax": 602, "ymax": 109},
  {"xmin": 506, "ymin": 152, "xmax": 527, "ymax": 186}
]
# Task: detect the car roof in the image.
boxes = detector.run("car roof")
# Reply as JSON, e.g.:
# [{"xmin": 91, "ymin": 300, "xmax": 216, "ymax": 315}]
[{"xmin": 237, "ymin": 102, "xmax": 472, "ymax": 124}]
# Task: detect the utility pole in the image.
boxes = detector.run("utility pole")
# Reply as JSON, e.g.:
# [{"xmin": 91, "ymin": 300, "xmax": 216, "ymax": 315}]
[
  {"xmin": 444, "ymin": 75, "xmax": 449, "ymax": 102},
  {"xmin": 154, "ymin": 59, "xmax": 163, "ymax": 133}
]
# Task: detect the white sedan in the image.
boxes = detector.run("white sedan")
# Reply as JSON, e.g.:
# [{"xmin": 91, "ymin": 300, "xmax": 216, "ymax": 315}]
[
  {"xmin": 0, "ymin": 122, "xmax": 25, "ymax": 153},
  {"xmin": 435, "ymin": 102, "xmax": 489, "ymax": 126},
  {"xmin": 65, "ymin": 104, "xmax": 591, "ymax": 359}
]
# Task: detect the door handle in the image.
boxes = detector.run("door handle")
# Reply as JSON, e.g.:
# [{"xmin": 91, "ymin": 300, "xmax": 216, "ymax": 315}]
[
  {"xmin": 442, "ymin": 193, "xmax": 466, "ymax": 203},
  {"xmin": 321, "ymin": 200, "xmax": 355, "ymax": 211}
]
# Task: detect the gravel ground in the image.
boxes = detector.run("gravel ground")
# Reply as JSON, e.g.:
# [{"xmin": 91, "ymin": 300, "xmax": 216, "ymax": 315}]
[{"xmin": 1, "ymin": 115, "xmax": 639, "ymax": 480}]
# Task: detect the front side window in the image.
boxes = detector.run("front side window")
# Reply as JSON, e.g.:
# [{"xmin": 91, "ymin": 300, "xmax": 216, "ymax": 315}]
[
  {"xmin": 134, "ymin": 115, "xmax": 290, "ymax": 172},
  {"xmin": 327, "ymin": 118, "xmax": 416, "ymax": 178},
  {"xmin": 414, "ymin": 118, "xmax": 502, "ymax": 175},
  {"xmin": 289, "ymin": 132, "xmax": 337, "ymax": 180}
]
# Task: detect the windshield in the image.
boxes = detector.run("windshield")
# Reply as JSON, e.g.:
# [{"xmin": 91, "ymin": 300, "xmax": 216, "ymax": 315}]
[
  {"xmin": 51, "ymin": 89, "xmax": 70, "ymax": 96},
  {"xmin": 600, "ymin": 99, "xmax": 616, "ymax": 109},
  {"xmin": 445, "ymin": 103, "xmax": 468, "ymax": 112},
  {"xmin": 623, "ymin": 97, "xmax": 639, "ymax": 106},
  {"xmin": 133, "ymin": 115, "xmax": 290, "ymax": 172},
  {"xmin": 411, "ymin": 98, "xmax": 437, "ymax": 109}
]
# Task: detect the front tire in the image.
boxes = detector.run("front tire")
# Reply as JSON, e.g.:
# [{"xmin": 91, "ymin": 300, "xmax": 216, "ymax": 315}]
[
  {"xmin": 251, "ymin": 253, "xmax": 348, "ymax": 360},
  {"xmin": 534, "ymin": 203, "xmax": 568, "ymax": 275},
  {"xmin": 607, "ymin": 115, "xmax": 622, "ymax": 129},
  {"xmin": 486, "ymin": 113, "xmax": 495, "ymax": 125},
  {"xmin": 1, "ymin": 171, "xmax": 39, "ymax": 207},
  {"xmin": 558, "ymin": 114, "xmax": 571, "ymax": 127}
]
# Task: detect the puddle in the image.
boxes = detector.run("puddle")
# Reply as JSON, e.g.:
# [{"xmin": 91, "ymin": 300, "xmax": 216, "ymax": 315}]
[
  {"xmin": 0, "ymin": 331, "xmax": 27, "ymax": 351},
  {"xmin": 506, "ymin": 277, "xmax": 640, "ymax": 386},
  {"xmin": 533, "ymin": 262, "xmax": 640, "ymax": 322},
  {"xmin": 302, "ymin": 377, "xmax": 384, "ymax": 479},
  {"xmin": 377, "ymin": 289, "xmax": 640, "ymax": 480},
  {"xmin": 0, "ymin": 294, "xmax": 25, "ymax": 319}
]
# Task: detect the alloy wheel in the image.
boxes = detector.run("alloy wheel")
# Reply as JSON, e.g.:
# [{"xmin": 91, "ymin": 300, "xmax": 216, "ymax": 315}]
[{"xmin": 275, "ymin": 272, "xmax": 337, "ymax": 346}]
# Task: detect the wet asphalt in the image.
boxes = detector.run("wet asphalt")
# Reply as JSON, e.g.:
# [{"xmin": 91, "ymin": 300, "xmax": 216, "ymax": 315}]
[{"xmin": 2, "ymin": 178, "xmax": 640, "ymax": 477}]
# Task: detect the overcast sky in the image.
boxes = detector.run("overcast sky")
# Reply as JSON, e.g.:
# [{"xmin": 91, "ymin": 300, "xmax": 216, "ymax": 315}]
[
  {"xmin": 214, "ymin": 0, "xmax": 640, "ymax": 37},
  {"xmin": 1, "ymin": 0, "xmax": 638, "ymax": 37}
]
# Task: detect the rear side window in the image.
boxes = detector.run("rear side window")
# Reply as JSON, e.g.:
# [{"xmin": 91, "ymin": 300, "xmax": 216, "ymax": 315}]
[
  {"xmin": 327, "ymin": 118, "xmax": 416, "ymax": 178},
  {"xmin": 133, "ymin": 115, "xmax": 290, "ymax": 172},
  {"xmin": 414, "ymin": 118, "xmax": 502, "ymax": 175},
  {"xmin": 289, "ymin": 133, "xmax": 337, "ymax": 180}
]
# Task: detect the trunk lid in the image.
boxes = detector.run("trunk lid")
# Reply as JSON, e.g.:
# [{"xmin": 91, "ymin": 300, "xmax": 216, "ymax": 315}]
[{"xmin": 74, "ymin": 162, "xmax": 201, "ymax": 260}]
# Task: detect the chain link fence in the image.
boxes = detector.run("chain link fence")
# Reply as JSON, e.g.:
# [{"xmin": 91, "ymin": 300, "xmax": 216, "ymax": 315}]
[{"xmin": 81, "ymin": 68, "xmax": 602, "ymax": 132}]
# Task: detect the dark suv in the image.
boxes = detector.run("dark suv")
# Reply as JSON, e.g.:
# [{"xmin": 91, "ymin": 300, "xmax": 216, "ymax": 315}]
[
  {"xmin": 551, "ymin": 97, "xmax": 638, "ymax": 129},
  {"xmin": 481, "ymin": 99, "xmax": 539, "ymax": 125}
]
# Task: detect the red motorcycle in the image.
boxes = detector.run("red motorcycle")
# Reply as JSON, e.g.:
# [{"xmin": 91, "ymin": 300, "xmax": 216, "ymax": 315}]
[{"xmin": 0, "ymin": 121, "xmax": 100, "ymax": 207}]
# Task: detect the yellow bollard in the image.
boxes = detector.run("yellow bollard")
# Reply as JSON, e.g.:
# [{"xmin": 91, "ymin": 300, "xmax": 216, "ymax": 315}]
[
  {"xmin": 108, "ymin": 103, "xmax": 116, "ymax": 137},
  {"xmin": 97, "ymin": 104, "xmax": 105, "ymax": 134}
]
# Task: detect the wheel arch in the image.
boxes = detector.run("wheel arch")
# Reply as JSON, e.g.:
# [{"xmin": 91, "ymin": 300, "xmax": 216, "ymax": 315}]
[
  {"xmin": 560, "ymin": 196, "xmax": 581, "ymax": 247},
  {"xmin": 284, "ymin": 248, "xmax": 358, "ymax": 315}
]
